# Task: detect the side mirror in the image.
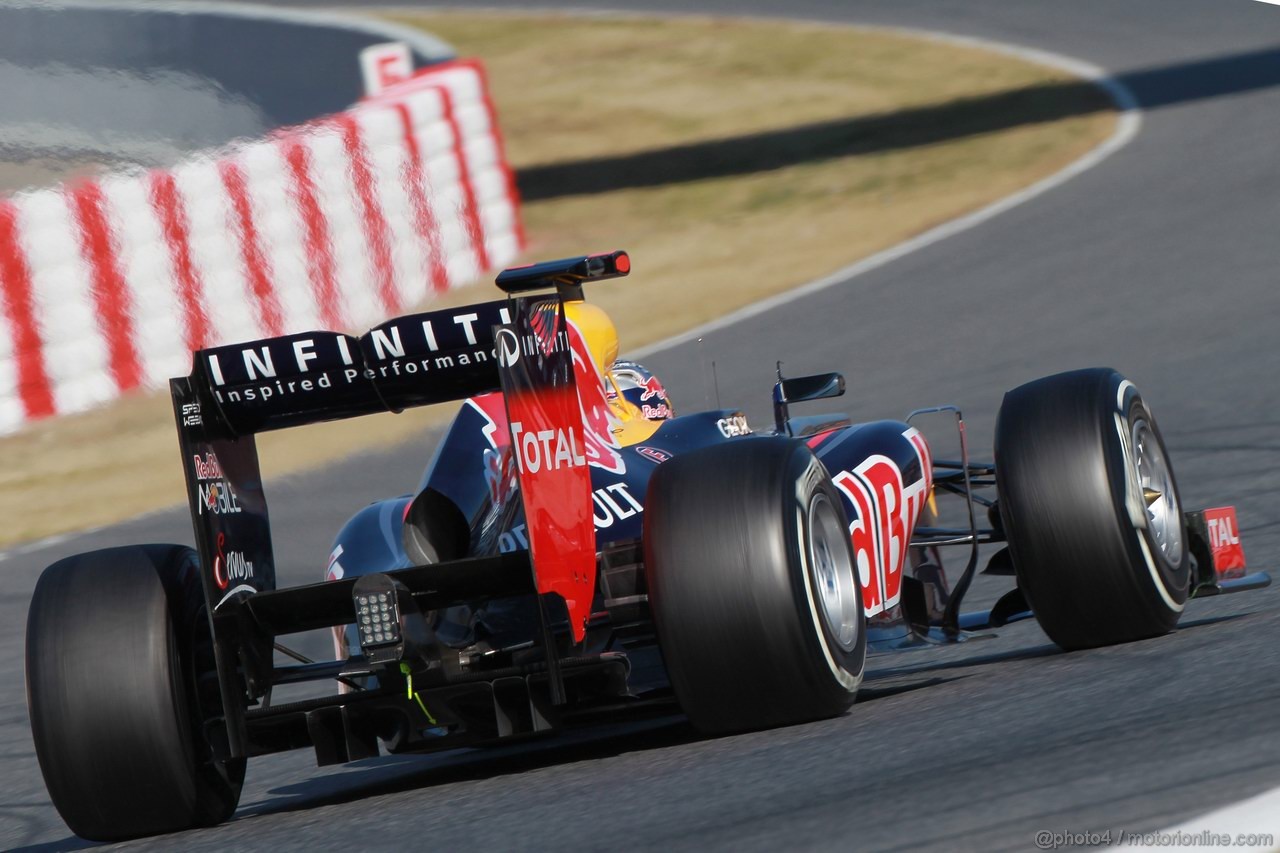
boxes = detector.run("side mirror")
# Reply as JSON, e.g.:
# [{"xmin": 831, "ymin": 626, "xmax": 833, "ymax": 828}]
[
  {"xmin": 773, "ymin": 370, "xmax": 845, "ymax": 433},
  {"xmin": 778, "ymin": 372, "xmax": 845, "ymax": 404}
]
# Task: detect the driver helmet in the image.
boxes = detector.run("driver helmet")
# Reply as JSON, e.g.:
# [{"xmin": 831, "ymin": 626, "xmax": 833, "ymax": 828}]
[{"xmin": 609, "ymin": 360, "xmax": 674, "ymax": 421}]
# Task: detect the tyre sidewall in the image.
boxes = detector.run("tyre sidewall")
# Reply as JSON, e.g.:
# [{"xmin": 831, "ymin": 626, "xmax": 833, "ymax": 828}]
[
  {"xmin": 144, "ymin": 545, "xmax": 245, "ymax": 825},
  {"xmin": 787, "ymin": 450, "xmax": 866, "ymax": 697},
  {"xmin": 1109, "ymin": 381, "xmax": 1190, "ymax": 613}
]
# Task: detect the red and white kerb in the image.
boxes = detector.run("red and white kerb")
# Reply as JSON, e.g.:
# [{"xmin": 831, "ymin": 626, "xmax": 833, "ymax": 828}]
[{"xmin": 0, "ymin": 59, "xmax": 523, "ymax": 435}]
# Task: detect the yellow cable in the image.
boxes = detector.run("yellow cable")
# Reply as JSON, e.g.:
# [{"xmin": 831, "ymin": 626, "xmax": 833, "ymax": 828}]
[
  {"xmin": 399, "ymin": 662, "xmax": 438, "ymax": 725},
  {"xmin": 414, "ymin": 693, "xmax": 437, "ymax": 724}
]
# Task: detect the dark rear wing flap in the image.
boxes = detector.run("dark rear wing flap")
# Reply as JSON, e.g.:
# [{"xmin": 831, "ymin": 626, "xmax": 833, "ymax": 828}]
[{"xmin": 188, "ymin": 299, "xmax": 513, "ymax": 435}]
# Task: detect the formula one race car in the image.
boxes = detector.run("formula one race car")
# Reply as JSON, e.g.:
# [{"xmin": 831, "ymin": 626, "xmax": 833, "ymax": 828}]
[{"xmin": 25, "ymin": 251, "xmax": 1270, "ymax": 841}]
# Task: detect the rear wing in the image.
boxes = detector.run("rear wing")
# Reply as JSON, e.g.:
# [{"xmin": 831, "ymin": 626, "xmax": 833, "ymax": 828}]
[
  {"xmin": 169, "ymin": 297, "xmax": 518, "ymax": 618},
  {"xmin": 170, "ymin": 252, "xmax": 625, "ymax": 757},
  {"xmin": 187, "ymin": 300, "xmax": 513, "ymax": 436},
  {"xmin": 179, "ymin": 249, "xmax": 632, "ymax": 439}
]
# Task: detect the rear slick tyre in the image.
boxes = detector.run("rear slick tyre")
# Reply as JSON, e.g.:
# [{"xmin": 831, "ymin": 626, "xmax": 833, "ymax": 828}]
[
  {"xmin": 995, "ymin": 369, "xmax": 1190, "ymax": 650},
  {"xmin": 644, "ymin": 437, "xmax": 866, "ymax": 734},
  {"xmin": 26, "ymin": 544, "xmax": 243, "ymax": 841}
]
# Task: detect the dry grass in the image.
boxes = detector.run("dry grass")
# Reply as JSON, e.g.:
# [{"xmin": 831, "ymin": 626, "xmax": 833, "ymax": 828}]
[{"xmin": 0, "ymin": 13, "xmax": 1115, "ymax": 548}]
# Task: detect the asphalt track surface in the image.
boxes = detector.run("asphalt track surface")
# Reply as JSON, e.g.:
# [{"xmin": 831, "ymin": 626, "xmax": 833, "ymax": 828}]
[{"xmin": 5, "ymin": 0, "xmax": 1280, "ymax": 849}]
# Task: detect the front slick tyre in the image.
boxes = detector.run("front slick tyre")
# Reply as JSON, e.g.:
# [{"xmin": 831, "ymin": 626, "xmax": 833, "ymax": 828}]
[
  {"xmin": 644, "ymin": 436, "xmax": 866, "ymax": 734},
  {"xmin": 995, "ymin": 368, "xmax": 1190, "ymax": 650},
  {"xmin": 26, "ymin": 544, "xmax": 243, "ymax": 841}
]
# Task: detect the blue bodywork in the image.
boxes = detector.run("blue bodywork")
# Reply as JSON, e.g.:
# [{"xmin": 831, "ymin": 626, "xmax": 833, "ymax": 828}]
[{"xmin": 327, "ymin": 391, "xmax": 933, "ymax": 665}]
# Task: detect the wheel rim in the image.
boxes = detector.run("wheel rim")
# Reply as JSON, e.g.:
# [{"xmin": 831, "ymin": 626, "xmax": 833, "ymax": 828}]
[
  {"xmin": 1131, "ymin": 418, "xmax": 1183, "ymax": 566},
  {"xmin": 807, "ymin": 492, "xmax": 860, "ymax": 651}
]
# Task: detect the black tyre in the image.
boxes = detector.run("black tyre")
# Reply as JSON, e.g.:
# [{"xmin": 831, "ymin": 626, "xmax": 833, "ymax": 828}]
[
  {"xmin": 26, "ymin": 544, "xmax": 244, "ymax": 841},
  {"xmin": 995, "ymin": 368, "xmax": 1190, "ymax": 650},
  {"xmin": 644, "ymin": 436, "xmax": 866, "ymax": 733}
]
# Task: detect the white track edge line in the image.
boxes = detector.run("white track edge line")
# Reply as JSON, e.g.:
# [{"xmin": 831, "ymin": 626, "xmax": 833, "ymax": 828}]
[
  {"xmin": 0, "ymin": 17, "xmax": 1141, "ymax": 564},
  {"xmin": 1117, "ymin": 784, "xmax": 1280, "ymax": 851},
  {"xmin": 630, "ymin": 27, "xmax": 1142, "ymax": 356}
]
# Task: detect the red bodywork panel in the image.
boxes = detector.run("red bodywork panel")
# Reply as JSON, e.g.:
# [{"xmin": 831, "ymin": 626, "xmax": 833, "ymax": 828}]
[
  {"xmin": 497, "ymin": 299, "xmax": 596, "ymax": 641},
  {"xmin": 1203, "ymin": 506, "xmax": 1246, "ymax": 580}
]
